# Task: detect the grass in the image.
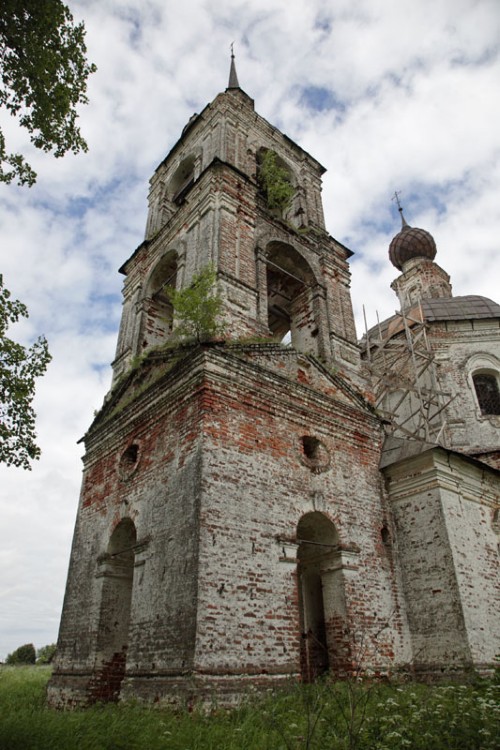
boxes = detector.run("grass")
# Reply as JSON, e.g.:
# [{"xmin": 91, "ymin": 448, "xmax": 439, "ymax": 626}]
[{"xmin": 0, "ymin": 666, "xmax": 498, "ymax": 750}]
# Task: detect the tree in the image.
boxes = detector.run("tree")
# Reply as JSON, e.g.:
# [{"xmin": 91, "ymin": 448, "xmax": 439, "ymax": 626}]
[
  {"xmin": 0, "ymin": 275, "xmax": 51, "ymax": 469},
  {"xmin": 6, "ymin": 642, "xmax": 36, "ymax": 665},
  {"xmin": 0, "ymin": 0, "xmax": 96, "ymax": 186},
  {"xmin": 168, "ymin": 265, "xmax": 225, "ymax": 343},
  {"xmin": 36, "ymin": 643, "xmax": 57, "ymax": 664}
]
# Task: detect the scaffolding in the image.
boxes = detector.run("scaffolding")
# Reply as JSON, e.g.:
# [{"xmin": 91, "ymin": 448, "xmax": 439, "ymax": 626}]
[{"xmin": 363, "ymin": 304, "xmax": 455, "ymax": 445}]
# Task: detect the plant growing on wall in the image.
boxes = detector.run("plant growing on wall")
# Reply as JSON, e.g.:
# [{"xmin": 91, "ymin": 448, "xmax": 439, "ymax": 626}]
[
  {"xmin": 258, "ymin": 149, "xmax": 295, "ymax": 215},
  {"xmin": 36, "ymin": 643, "xmax": 57, "ymax": 664},
  {"xmin": 168, "ymin": 265, "xmax": 225, "ymax": 343}
]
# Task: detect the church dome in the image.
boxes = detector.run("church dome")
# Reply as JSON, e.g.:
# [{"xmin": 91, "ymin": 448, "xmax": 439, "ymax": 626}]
[{"xmin": 389, "ymin": 223, "xmax": 437, "ymax": 271}]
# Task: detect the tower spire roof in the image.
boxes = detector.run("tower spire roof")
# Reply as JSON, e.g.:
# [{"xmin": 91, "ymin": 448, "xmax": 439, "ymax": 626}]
[{"xmin": 227, "ymin": 43, "xmax": 240, "ymax": 89}]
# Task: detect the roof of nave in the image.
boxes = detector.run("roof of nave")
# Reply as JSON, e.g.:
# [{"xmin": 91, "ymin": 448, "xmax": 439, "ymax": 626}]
[
  {"xmin": 363, "ymin": 294, "xmax": 500, "ymax": 346},
  {"xmin": 421, "ymin": 295, "xmax": 500, "ymax": 322}
]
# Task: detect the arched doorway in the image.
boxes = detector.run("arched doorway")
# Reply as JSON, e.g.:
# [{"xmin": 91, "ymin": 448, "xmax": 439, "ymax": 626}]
[
  {"xmin": 297, "ymin": 512, "xmax": 343, "ymax": 682},
  {"xmin": 92, "ymin": 518, "xmax": 136, "ymax": 702}
]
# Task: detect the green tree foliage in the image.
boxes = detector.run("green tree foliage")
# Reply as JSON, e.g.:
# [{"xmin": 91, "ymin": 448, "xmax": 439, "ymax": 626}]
[
  {"xmin": 6, "ymin": 642, "xmax": 36, "ymax": 665},
  {"xmin": 36, "ymin": 643, "xmax": 57, "ymax": 664},
  {"xmin": 168, "ymin": 265, "xmax": 225, "ymax": 343},
  {"xmin": 0, "ymin": 275, "xmax": 51, "ymax": 469},
  {"xmin": 258, "ymin": 148, "xmax": 295, "ymax": 214},
  {"xmin": 0, "ymin": 0, "xmax": 96, "ymax": 186}
]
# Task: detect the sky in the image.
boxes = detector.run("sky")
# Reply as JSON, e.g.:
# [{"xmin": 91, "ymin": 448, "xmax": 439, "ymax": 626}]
[{"xmin": 0, "ymin": 0, "xmax": 499, "ymax": 659}]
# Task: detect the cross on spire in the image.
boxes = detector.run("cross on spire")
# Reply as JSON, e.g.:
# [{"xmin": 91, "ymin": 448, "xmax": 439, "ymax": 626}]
[
  {"xmin": 228, "ymin": 42, "xmax": 240, "ymax": 89},
  {"xmin": 392, "ymin": 190, "xmax": 409, "ymax": 228}
]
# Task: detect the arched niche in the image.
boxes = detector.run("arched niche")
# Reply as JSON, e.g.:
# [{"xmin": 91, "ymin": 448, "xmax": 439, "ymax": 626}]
[
  {"xmin": 265, "ymin": 241, "xmax": 319, "ymax": 353},
  {"xmin": 297, "ymin": 512, "xmax": 347, "ymax": 681},
  {"xmin": 94, "ymin": 518, "xmax": 137, "ymax": 702},
  {"xmin": 141, "ymin": 250, "xmax": 179, "ymax": 349}
]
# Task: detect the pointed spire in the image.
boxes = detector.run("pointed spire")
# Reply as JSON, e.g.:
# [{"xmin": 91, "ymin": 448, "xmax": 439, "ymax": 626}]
[
  {"xmin": 392, "ymin": 190, "xmax": 409, "ymax": 228},
  {"xmin": 228, "ymin": 42, "xmax": 240, "ymax": 89}
]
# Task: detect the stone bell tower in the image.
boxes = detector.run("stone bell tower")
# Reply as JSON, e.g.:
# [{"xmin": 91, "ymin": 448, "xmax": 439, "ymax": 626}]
[
  {"xmin": 111, "ymin": 52, "xmax": 360, "ymax": 381},
  {"xmin": 48, "ymin": 57, "xmax": 409, "ymax": 707}
]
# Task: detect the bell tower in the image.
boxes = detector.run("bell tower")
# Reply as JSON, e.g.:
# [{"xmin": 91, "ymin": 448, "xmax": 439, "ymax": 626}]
[
  {"xmin": 112, "ymin": 55, "xmax": 360, "ymax": 384},
  {"xmin": 48, "ymin": 58, "xmax": 406, "ymax": 707}
]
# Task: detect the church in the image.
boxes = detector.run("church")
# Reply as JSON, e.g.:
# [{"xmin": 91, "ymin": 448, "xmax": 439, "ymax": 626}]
[{"xmin": 48, "ymin": 56, "xmax": 500, "ymax": 707}]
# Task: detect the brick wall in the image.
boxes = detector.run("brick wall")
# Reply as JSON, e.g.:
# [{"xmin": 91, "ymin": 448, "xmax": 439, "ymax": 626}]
[{"xmin": 48, "ymin": 344, "xmax": 412, "ymax": 706}]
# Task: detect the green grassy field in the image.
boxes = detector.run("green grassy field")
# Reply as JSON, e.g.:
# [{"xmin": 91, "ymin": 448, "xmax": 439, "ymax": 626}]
[{"xmin": 0, "ymin": 666, "xmax": 498, "ymax": 750}]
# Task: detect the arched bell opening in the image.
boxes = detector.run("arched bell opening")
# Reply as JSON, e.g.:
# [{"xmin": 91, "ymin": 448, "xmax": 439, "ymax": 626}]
[
  {"xmin": 256, "ymin": 148, "xmax": 296, "ymax": 220},
  {"xmin": 170, "ymin": 154, "xmax": 196, "ymax": 205},
  {"xmin": 266, "ymin": 242, "xmax": 319, "ymax": 353},
  {"xmin": 141, "ymin": 250, "xmax": 178, "ymax": 350},
  {"xmin": 297, "ymin": 512, "xmax": 347, "ymax": 682},
  {"xmin": 93, "ymin": 518, "xmax": 137, "ymax": 703}
]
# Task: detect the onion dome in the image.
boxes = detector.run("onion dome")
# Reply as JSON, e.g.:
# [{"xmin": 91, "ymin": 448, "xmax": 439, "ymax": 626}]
[{"xmin": 389, "ymin": 207, "xmax": 437, "ymax": 271}]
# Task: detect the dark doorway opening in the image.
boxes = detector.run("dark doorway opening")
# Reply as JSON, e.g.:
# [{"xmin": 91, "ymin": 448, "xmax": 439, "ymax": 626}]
[
  {"xmin": 297, "ymin": 512, "xmax": 342, "ymax": 682},
  {"xmin": 91, "ymin": 518, "xmax": 136, "ymax": 703}
]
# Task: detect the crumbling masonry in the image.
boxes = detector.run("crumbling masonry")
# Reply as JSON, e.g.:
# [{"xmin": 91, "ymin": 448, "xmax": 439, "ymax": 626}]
[{"xmin": 48, "ymin": 60, "xmax": 499, "ymax": 707}]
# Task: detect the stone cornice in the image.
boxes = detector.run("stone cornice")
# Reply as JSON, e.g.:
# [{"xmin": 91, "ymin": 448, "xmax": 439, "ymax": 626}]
[
  {"xmin": 383, "ymin": 446, "xmax": 500, "ymax": 506},
  {"xmin": 82, "ymin": 343, "xmax": 382, "ymax": 466}
]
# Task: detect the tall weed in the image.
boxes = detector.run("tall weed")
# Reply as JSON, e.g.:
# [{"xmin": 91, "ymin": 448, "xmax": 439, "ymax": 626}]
[{"xmin": 0, "ymin": 666, "xmax": 498, "ymax": 750}]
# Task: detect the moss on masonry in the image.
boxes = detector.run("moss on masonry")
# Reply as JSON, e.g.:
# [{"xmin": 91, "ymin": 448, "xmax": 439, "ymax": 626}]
[{"xmin": 94, "ymin": 344, "xmax": 196, "ymax": 425}]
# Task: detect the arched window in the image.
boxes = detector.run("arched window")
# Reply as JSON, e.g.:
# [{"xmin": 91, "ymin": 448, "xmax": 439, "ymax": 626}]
[
  {"xmin": 473, "ymin": 371, "xmax": 500, "ymax": 416},
  {"xmin": 141, "ymin": 250, "xmax": 179, "ymax": 349},
  {"xmin": 170, "ymin": 155, "xmax": 196, "ymax": 205},
  {"xmin": 256, "ymin": 148, "xmax": 295, "ymax": 218},
  {"xmin": 404, "ymin": 283, "xmax": 421, "ymax": 308},
  {"xmin": 265, "ymin": 241, "xmax": 319, "ymax": 353}
]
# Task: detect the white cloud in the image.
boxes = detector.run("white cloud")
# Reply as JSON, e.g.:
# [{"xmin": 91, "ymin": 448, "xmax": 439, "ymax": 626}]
[{"xmin": 0, "ymin": 0, "xmax": 499, "ymax": 658}]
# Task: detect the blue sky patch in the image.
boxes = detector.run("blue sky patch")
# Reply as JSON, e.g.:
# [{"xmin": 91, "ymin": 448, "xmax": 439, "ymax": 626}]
[
  {"xmin": 299, "ymin": 85, "xmax": 345, "ymax": 113},
  {"xmin": 313, "ymin": 15, "xmax": 332, "ymax": 35}
]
